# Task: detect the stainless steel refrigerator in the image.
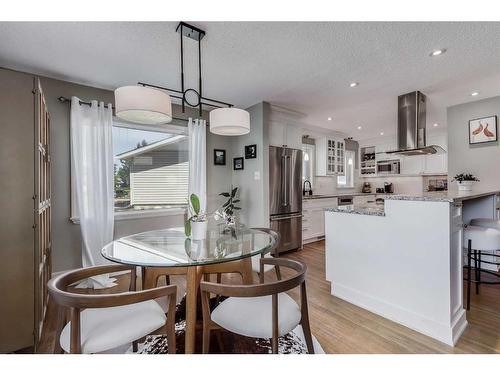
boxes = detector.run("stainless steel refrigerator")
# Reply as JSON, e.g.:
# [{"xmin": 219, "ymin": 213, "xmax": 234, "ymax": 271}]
[{"xmin": 269, "ymin": 146, "xmax": 303, "ymax": 253}]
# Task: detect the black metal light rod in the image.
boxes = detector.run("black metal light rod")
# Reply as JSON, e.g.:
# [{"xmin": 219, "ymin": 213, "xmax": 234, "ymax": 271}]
[{"xmin": 138, "ymin": 81, "xmax": 234, "ymax": 108}]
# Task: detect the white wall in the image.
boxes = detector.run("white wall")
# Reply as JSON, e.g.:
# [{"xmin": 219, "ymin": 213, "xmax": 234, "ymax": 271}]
[{"xmin": 448, "ymin": 96, "xmax": 500, "ymax": 189}]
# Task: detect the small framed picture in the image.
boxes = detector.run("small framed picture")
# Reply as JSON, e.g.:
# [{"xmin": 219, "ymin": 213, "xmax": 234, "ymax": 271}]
[
  {"xmin": 469, "ymin": 115, "xmax": 498, "ymax": 144},
  {"xmin": 245, "ymin": 144, "xmax": 257, "ymax": 159},
  {"xmin": 214, "ymin": 149, "xmax": 226, "ymax": 165},
  {"xmin": 233, "ymin": 157, "xmax": 244, "ymax": 170}
]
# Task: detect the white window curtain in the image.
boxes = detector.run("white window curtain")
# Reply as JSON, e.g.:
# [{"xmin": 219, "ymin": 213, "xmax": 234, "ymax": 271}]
[
  {"xmin": 188, "ymin": 118, "xmax": 207, "ymax": 212},
  {"xmin": 70, "ymin": 97, "xmax": 116, "ymax": 289}
]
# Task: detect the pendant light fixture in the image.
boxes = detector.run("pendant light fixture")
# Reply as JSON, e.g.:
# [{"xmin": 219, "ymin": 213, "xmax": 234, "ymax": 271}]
[
  {"xmin": 115, "ymin": 86, "xmax": 172, "ymax": 125},
  {"xmin": 115, "ymin": 22, "xmax": 250, "ymax": 135}
]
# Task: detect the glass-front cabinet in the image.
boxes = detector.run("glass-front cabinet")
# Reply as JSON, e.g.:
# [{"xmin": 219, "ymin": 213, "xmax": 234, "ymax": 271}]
[{"xmin": 316, "ymin": 137, "xmax": 345, "ymax": 176}]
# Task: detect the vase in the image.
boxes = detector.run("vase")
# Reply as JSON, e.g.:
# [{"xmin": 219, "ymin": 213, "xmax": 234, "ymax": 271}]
[
  {"xmin": 457, "ymin": 181, "xmax": 474, "ymax": 191},
  {"xmin": 191, "ymin": 221, "xmax": 208, "ymax": 240}
]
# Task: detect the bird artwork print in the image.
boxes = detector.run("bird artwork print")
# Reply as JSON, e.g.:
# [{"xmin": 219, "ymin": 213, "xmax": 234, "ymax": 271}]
[{"xmin": 469, "ymin": 116, "xmax": 497, "ymax": 144}]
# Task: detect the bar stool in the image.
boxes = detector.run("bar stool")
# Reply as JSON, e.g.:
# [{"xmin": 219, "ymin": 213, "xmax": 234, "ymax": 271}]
[{"xmin": 463, "ymin": 223, "xmax": 500, "ymax": 310}]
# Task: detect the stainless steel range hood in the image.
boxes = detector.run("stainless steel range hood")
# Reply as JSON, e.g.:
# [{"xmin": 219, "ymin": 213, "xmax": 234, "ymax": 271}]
[{"xmin": 386, "ymin": 91, "xmax": 445, "ymax": 156}]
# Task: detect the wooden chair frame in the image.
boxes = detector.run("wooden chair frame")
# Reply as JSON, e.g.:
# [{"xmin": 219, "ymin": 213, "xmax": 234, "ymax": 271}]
[
  {"xmin": 251, "ymin": 227, "xmax": 282, "ymax": 280},
  {"xmin": 48, "ymin": 264, "xmax": 177, "ymax": 354},
  {"xmin": 200, "ymin": 258, "xmax": 314, "ymax": 354}
]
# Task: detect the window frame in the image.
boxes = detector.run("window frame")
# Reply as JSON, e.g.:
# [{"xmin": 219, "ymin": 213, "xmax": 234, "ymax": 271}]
[
  {"xmin": 70, "ymin": 117, "xmax": 189, "ymax": 223},
  {"xmin": 337, "ymin": 150, "xmax": 355, "ymax": 189}
]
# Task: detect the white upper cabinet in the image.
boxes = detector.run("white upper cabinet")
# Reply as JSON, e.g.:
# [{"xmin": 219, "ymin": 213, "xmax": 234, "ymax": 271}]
[
  {"xmin": 268, "ymin": 106, "xmax": 303, "ymax": 150},
  {"xmin": 316, "ymin": 137, "xmax": 345, "ymax": 176}
]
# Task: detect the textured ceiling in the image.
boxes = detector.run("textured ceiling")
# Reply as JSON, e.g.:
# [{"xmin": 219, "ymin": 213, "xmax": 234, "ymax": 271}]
[{"xmin": 1, "ymin": 22, "xmax": 500, "ymax": 140}]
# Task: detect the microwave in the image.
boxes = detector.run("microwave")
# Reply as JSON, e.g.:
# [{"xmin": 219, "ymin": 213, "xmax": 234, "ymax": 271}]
[{"xmin": 376, "ymin": 160, "xmax": 400, "ymax": 175}]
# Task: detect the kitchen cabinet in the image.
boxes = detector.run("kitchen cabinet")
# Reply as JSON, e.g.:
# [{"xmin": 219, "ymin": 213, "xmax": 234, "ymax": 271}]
[
  {"xmin": 303, "ymin": 197, "xmax": 337, "ymax": 244},
  {"xmin": 353, "ymin": 194, "xmax": 376, "ymax": 205},
  {"xmin": 316, "ymin": 137, "xmax": 345, "ymax": 176},
  {"xmin": 268, "ymin": 120, "xmax": 303, "ymax": 150}
]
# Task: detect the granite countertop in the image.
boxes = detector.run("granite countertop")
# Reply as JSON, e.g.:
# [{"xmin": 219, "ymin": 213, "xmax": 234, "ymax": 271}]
[
  {"xmin": 381, "ymin": 188, "xmax": 500, "ymax": 203},
  {"xmin": 303, "ymin": 192, "xmax": 378, "ymax": 200},
  {"xmin": 325, "ymin": 204, "xmax": 385, "ymax": 217}
]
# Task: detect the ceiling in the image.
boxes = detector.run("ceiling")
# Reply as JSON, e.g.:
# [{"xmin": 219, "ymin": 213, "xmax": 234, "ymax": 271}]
[{"xmin": 2, "ymin": 22, "xmax": 500, "ymax": 140}]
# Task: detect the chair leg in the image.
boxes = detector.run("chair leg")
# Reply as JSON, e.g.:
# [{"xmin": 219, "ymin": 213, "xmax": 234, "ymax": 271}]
[
  {"xmin": 275, "ymin": 265, "xmax": 282, "ymax": 281},
  {"xmin": 53, "ymin": 305, "xmax": 66, "ymax": 354},
  {"xmin": 477, "ymin": 251, "xmax": 482, "ymax": 295},
  {"xmin": 300, "ymin": 283, "xmax": 314, "ymax": 354},
  {"xmin": 474, "ymin": 250, "xmax": 479, "ymax": 295},
  {"xmin": 167, "ymin": 295, "xmax": 177, "ymax": 354},
  {"xmin": 467, "ymin": 240, "xmax": 472, "ymax": 310},
  {"xmin": 132, "ymin": 340, "xmax": 138, "ymax": 353},
  {"xmin": 271, "ymin": 335, "xmax": 278, "ymax": 354},
  {"xmin": 202, "ymin": 326, "xmax": 211, "ymax": 354},
  {"xmin": 165, "ymin": 275, "xmax": 171, "ymax": 286}
]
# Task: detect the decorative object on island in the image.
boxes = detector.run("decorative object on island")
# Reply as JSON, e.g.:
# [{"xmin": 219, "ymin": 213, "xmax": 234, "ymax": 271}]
[
  {"xmin": 452, "ymin": 173, "xmax": 480, "ymax": 191},
  {"xmin": 214, "ymin": 186, "xmax": 241, "ymax": 227},
  {"xmin": 114, "ymin": 22, "xmax": 250, "ymax": 135},
  {"xmin": 185, "ymin": 193, "xmax": 208, "ymax": 240},
  {"xmin": 233, "ymin": 157, "xmax": 244, "ymax": 170},
  {"xmin": 245, "ymin": 144, "xmax": 257, "ymax": 159},
  {"xmin": 213, "ymin": 149, "xmax": 226, "ymax": 165},
  {"xmin": 469, "ymin": 115, "xmax": 497, "ymax": 144}
]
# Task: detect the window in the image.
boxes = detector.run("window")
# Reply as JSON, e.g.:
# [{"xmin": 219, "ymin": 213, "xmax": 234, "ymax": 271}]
[
  {"xmin": 113, "ymin": 121, "xmax": 189, "ymax": 213},
  {"xmin": 302, "ymin": 144, "xmax": 315, "ymax": 188},
  {"xmin": 337, "ymin": 150, "xmax": 355, "ymax": 188},
  {"xmin": 71, "ymin": 119, "xmax": 189, "ymax": 221}
]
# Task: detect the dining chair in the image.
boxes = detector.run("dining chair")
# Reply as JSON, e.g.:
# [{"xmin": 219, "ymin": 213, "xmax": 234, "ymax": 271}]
[
  {"xmin": 200, "ymin": 257, "xmax": 314, "ymax": 354},
  {"xmin": 48, "ymin": 264, "xmax": 177, "ymax": 354},
  {"xmin": 250, "ymin": 227, "xmax": 282, "ymax": 280}
]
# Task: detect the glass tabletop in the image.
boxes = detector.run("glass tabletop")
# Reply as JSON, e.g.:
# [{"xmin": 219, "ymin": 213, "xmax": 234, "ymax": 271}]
[{"xmin": 101, "ymin": 224, "xmax": 276, "ymax": 267}]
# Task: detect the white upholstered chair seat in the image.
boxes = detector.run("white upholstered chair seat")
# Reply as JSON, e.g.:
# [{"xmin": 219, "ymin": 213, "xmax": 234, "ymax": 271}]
[
  {"xmin": 251, "ymin": 253, "xmax": 275, "ymax": 273},
  {"xmin": 211, "ymin": 292, "xmax": 301, "ymax": 338},
  {"xmin": 60, "ymin": 300, "xmax": 166, "ymax": 353},
  {"xmin": 464, "ymin": 225, "xmax": 500, "ymax": 252},
  {"xmin": 470, "ymin": 218, "xmax": 500, "ymax": 231}
]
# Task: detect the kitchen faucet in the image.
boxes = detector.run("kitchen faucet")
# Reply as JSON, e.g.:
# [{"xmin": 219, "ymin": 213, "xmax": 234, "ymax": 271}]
[{"xmin": 303, "ymin": 180, "xmax": 313, "ymax": 196}]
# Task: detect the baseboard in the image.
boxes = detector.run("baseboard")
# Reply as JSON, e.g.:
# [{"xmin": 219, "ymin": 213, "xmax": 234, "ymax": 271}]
[{"xmin": 331, "ymin": 282, "xmax": 467, "ymax": 346}]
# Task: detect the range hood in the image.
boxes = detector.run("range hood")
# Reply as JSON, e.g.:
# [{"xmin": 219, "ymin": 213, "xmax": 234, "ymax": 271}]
[{"xmin": 386, "ymin": 91, "xmax": 446, "ymax": 156}]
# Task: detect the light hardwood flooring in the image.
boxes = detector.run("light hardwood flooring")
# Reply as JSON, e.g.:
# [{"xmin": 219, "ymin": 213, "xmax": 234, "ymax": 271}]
[{"xmin": 38, "ymin": 240, "xmax": 500, "ymax": 354}]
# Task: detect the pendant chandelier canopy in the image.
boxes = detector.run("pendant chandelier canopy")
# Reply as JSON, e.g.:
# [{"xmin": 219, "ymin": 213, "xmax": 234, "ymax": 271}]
[
  {"xmin": 115, "ymin": 86, "xmax": 172, "ymax": 125},
  {"xmin": 114, "ymin": 22, "xmax": 250, "ymax": 136}
]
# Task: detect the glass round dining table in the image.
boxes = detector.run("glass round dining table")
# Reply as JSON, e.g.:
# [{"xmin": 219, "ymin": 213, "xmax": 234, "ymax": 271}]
[{"xmin": 101, "ymin": 224, "xmax": 276, "ymax": 353}]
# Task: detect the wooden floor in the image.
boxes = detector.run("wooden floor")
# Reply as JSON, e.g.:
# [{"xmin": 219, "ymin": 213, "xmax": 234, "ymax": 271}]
[{"xmin": 38, "ymin": 240, "xmax": 500, "ymax": 354}]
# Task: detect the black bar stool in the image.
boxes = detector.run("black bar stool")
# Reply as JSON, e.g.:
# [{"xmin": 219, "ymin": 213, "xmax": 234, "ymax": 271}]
[{"xmin": 463, "ymin": 221, "xmax": 500, "ymax": 310}]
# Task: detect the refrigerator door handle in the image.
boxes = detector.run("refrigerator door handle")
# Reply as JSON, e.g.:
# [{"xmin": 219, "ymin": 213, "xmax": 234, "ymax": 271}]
[
  {"xmin": 281, "ymin": 156, "xmax": 287, "ymax": 207},
  {"xmin": 286, "ymin": 155, "xmax": 291, "ymax": 207}
]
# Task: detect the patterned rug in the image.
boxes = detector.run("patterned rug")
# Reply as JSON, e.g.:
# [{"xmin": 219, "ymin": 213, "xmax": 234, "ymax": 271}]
[{"xmin": 132, "ymin": 297, "xmax": 324, "ymax": 354}]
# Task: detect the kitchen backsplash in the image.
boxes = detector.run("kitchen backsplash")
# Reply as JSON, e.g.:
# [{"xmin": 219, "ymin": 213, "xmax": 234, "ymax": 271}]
[{"xmin": 313, "ymin": 173, "xmax": 361, "ymax": 195}]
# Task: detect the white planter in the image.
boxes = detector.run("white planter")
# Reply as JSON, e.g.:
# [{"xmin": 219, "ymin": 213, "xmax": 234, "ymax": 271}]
[
  {"xmin": 457, "ymin": 181, "xmax": 474, "ymax": 191},
  {"xmin": 191, "ymin": 221, "xmax": 207, "ymax": 240}
]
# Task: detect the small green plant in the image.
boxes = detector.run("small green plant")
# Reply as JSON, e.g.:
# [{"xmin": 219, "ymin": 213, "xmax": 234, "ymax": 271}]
[
  {"xmin": 219, "ymin": 186, "xmax": 241, "ymax": 217},
  {"xmin": 184, "ymin": 193, "xmax": 207, "ymax": 237},
  {"xmin": 452, "ymin": 173, "xmax": 480, "ymax": 183}
]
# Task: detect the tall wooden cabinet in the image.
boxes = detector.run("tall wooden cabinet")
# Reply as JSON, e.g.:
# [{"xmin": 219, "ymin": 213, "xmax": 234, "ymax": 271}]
[{"xmin": 0, "ymin": 69, "xmax": 51, "ymax": 353}]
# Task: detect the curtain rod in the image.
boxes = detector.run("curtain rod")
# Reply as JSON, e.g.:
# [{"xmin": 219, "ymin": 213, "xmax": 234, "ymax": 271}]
[{"xmin": 57, "ymin": 96, "xmax": 209, "ymax": 125}]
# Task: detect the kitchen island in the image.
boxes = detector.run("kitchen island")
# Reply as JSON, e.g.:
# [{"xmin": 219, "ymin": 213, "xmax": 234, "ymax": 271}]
[{"xmin": 325, "ymin": 188, "xmax": 500, "ymax": 346}]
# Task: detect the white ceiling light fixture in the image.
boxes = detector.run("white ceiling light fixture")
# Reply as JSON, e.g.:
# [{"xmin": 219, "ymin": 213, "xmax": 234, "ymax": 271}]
[
  {"xmin": 116, "ymin": 22, "xmax": 250, "ymax": 135},
  {"xmin": 471, "ymin": 91, "xmax": 480, "ymax": 96},
  {"xmin": 349, "ymin": 82, "xmax": 358, "ymax": 87},
  {"xmin": 327, "ymin": 117, "xmax": 332, "ymax": 121},
  {"xmin": 357, "ymin": 125, "xmax": 362, "ymax": 130},
  {"xmin": 380, "ymin": 132, "xmax": 384, "ymax": 136},
  {"xmin": 433, "ymin": 123, "xmax": 439, "ymax": 127},
  {"xmin": 210, "ymin": 107, "xmax": 250, "ymax": 136},
  {"xmin": 115, "ymin": 86, "xmax": 172, "ymax": 125},
  {"xmin": 430, "ymin": 49, "xmax": 446, "ymax": 57}
]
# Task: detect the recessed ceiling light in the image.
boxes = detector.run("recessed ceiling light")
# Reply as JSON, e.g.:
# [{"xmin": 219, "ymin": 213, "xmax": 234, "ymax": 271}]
[
  {"xmin": 433, "ymin": 123, "xmax": 439, "ymax": 127},
  {"xmin": 471, "ymin": 91, "xmax": 479, "ymax": 96},
  {"xmin": 357, "ymin": 126, "xmax": 362, "ymax": 130},
  {"xmin": 327, "ymin": 117, "xmax": 332, "ymax": 121},
  {"xmin": 349, "ymin": 82, "xmax": 358, "ymax": 88},
  {"xmin": 380, "ymin": 132, "xmax": 384, "ymax": 136},
  {"xmin": 430, "ymin": 49, "xmax": 446, "ymax": 57}
]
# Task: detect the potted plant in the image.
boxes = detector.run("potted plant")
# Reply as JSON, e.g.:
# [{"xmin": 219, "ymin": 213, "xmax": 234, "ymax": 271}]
[
  {"xmin": 185, "ymin": 193, "xmax": 208, "ymax": 240},
  {"xmin": 214, "ymin": 186, "xmax": 241, "ymax": 227},
  {"xmin": 452, "ymin": 173, "xmax": 480, "ymax": 191}
]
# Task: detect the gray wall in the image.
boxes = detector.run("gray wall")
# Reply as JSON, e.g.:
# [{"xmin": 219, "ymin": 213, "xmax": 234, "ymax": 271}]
[
  {"xmin": 448, "ymin": 96, "xmax": 500, "ymax": 189},
  {"xmin": 231, "ymin": 102, "xmax": 270, "ymax": 227}
]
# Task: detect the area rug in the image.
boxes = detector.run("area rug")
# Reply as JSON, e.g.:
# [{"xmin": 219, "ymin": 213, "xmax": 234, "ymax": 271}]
[{"xmin": 129, "ymin": 297, "xmax": 324, "ymax": 354}]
